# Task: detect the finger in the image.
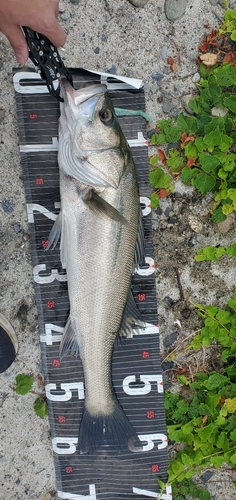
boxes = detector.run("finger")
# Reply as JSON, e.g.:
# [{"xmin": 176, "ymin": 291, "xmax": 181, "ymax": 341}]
[
  {"xmin": 35, "ymin": 20, "xmax": 67, "ymax": 47},
  {"xmin": 3, "ymin": 25, "xmax": 29, "ymax": 64}
]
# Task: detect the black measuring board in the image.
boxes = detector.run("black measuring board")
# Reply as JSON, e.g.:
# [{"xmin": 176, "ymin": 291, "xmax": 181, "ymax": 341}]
[{"xmin": 13, "ymin": 68, "xmax": 171, "ymax": 500}]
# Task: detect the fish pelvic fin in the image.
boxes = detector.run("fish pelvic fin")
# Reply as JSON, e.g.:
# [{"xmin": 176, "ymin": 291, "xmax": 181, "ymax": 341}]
[
  {"xmin": 77, "ymin": 399, "xmax": 142, "ymax": 454},
  {"xmin": 47, "ymin": 211, "xmax": 62, "ymax": 250},
  {"xmin": 60, "ymin": 316, "xmax": 80, "ymax": 358},
  {"xmin": 47, "ymin": 210, "xmax": 68, "ymax": 269},
  {"xmin": 83, "ymin": 189, "xmax": 128, "ymax": 225}
]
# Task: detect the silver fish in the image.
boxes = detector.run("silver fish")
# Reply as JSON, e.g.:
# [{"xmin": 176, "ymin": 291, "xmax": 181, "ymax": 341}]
[{"xmin": 48, "ymin": 79, "xmax": 144, "ymax": 454}]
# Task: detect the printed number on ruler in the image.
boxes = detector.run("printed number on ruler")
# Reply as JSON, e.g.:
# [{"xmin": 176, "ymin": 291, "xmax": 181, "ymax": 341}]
[
  {"xmin": 123, "ymin": 374, "xmax": 163, "ymax": 395},
  {"xmin": 13, "ymin": 71, "xmax": 51, "ymax": 94},
  {"xmin": 52, "ymin": 434, "xmax": 167, "ymax": 455},
  {"xmin": 135, "ymin": 256, "xmax": 155, "ymax": 276},
  {"xmin": 27, "ymin": 203, "xmax": 57, "ymax": 223},
  {"xmin": 138, "ymin": 433, "xmax": 167, "ymax": 451},
  {"xmin": 140, "ymin": 196, "xmax": 151, "ymax": 216},
  {"xmin": 40, "ymin": 323, "xmax": 64, "ymax": 345},
  {"xmin": 33, "ymin": 264, "xmax": 67, "ymax": 284},
  {"xmin": 46, "ymin": 382, "xmax": 84, "ymax": 401}
]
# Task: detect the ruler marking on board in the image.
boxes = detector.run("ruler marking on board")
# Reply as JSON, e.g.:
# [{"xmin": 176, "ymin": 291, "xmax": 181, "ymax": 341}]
[{"xmin": 14, "ymin": 68, "xmax": 170, "ymax": 499}]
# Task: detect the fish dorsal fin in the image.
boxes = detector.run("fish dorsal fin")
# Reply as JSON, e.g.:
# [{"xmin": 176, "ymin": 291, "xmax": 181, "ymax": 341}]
[
  {"xmin": 60, "ymin": 316, "xmax": 80, "ymax": 358},
  {"xmin": 83, "ymin": 189, "xmax": 128, "ymax": 225},
  {"xmin": 119, "ymin": 290, "xmax": 145, "ymax": 338},
  {"xmin": 133, "ymin": 206, "xmax": 146, "ymax": 272},
  {"xmin": 60, "ymin": 210, "xmax": 68, "ymax": 269}
]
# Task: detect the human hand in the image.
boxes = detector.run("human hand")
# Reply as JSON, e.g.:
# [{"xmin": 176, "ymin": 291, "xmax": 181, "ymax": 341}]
[{"xmin": 0, "ymin": 0, "xmax": 67, "ymax": 65}]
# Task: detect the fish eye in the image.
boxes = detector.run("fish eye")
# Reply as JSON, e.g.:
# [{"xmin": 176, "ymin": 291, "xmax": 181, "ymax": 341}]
[{"xmin": 99, "ymin": 108, "xmax": 113, "ymax": 124}]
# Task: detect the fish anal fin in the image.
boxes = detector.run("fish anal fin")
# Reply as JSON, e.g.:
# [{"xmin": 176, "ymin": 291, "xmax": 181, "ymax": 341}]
[
  {"xmin": 83, "ymin": 189, "xmax": 128, "ymax": 225},
  {"xmin": 119, "ymin": 290, "xmax": 145, "ymax": 339},
  {"xmin": 60, "ymin": 316, "xmax": 80, "ymax": 358}
]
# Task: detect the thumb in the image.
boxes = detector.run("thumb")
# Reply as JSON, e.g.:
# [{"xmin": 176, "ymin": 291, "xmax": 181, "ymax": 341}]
[{"xmin": 4, "ymin": 25, "xmax": 29, "ymax": 64}]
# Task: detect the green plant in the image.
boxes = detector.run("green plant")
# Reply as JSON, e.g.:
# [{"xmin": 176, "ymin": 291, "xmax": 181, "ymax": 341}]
[
  {"xmin": 190, "ymin": 293, "xmax": 236, "ymax": 361},
  {"xmin": 219, "ymin": 8, "xmax": 236, "ymax": 41},
  {"xmin": 14, "ymin": 373, "xmax": 48, "ymax": 419},
  {"xmin": 149, "ymin": 154, "xmax": 173, "ymax": 208},
  {"xmin": 194, "ymin": 242, "xmax": 236, "ymax": 261},
  {"xmin": 149, "ymin": 10, "xmax": 236, "ymax": 222},
  {"xmin": 163, "ymin": 292, "xmax": 236, "ymax": 498}
]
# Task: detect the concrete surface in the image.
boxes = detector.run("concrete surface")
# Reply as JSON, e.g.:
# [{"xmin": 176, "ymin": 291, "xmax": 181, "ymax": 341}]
[{"xmin": 0, "ymin": 0, "xmax": 236, "ymax": 499}]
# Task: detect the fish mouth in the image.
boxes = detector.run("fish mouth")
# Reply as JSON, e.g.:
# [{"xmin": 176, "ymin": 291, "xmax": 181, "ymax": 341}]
[{"xmin": 60, "ymin": 77, "xmax": 107, "ymax": 106}]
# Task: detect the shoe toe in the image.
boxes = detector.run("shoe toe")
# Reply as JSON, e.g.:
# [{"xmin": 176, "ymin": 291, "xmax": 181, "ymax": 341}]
[{"xmin": 0, "ymin": 326, "xmax": 17, "ymax": 373}]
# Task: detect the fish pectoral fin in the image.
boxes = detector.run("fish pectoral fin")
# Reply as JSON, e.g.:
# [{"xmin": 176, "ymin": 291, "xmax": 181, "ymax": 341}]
[
  {"xmin": 60, "ymin": 316, "xmax": 80, "ymax": 358},
  {"xmin": 119, "ymin": 290, "xmax": 145, "ymax": 339},
  {"xmin": 83, "ymin": 189, "xmax": 128, "ymax": 225},
  {"xmin": 47, "ymin": 211, "xmax": 62, "ymax": 250}
]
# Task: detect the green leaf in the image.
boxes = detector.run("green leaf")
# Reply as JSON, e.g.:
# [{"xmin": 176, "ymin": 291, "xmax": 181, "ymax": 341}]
[
  {"xmin": 199, "ymin": 490, "xmax": 211, "ymax": 500},
  {"xmin": 184, "ymin": 141, "xmax": 198, "ymax": 159},
  {"xmin": 223, "ymin": 95, "xmax": 236, "ymax": 113},
  {"xmin": 224, "ymin": 397, "xmax": 236, "ymax": 414},
  {"xmin": 149, "ymin": 154, "xmax": 158, "ymax": 166},
  {"xmin": 195, "ymin": 136, "xmax": 205, "ymax": 152},
  {"xmin": 150, "ymin": 132, "xmax": 166, "ymax": 146},
  {"xmin": 181, "ymin": 167, "xmax": 199, "ymax": 184},
  {"xmin": 211, "ymin": 455, "xmax": 227, "ymax": 467},
  {"xmin": 208, "ymin": 76, "xmax": 222, "ymax": 106},
  {"xmin": 149, "ymin": 167, "xmax": 169, "ymax": 189},
  {"xmin": 230, "ymin": 428, "xmax": 236, "ymax": 441},
  {"xmin": 182, "ymin": 421, "xmax": 194, "ymax": 435},
  {"xmin": 204, "ymin": 116, "xmax": 225, "ymax": 135},
  {"xmin": 166, "ymin": 149, "xmax": 185, "ymax": 171},
  {"xmin": 15, "ymin": 374, "xmax": 34, "ymax": 395},
  {"xmin": 34, "ymin": 397, "xmax": 48, "ymax": 419},
  {"xmin": 214, "ymin": 247, "xmax": 226, "ymax": 260},
  {"xmin": 198, "ymin": 153, "xmax": 220, "ymax": 173},
  {"xmin": 194, "ymin": 246, "xmax": 216, "ymax": 261},
  {"xmin": 205, "ymin": 305, "xmax": 218, "ymax": 317},
  {"xmin": 222, "ymin": 203, "xmax": 234, "ymax": 215},
  {"xmin": 150, "ymin": 192, "xmax": 160, "ymax": 209},
  {"xmin": 230, "ymin": 452, "xmax": 236, "ymax": 465},
  {"xmin": 180, "ymin": 452, "xmax": 194, "ymax": 466},
  {"xmin": 216, "ymin": 431, "xmax": 229, "ymax": 452},
  {"xmin": 166, "ymin": 125, "xmax": 183, "ymax": 143},
  {"xmin": 211, "ymin": 207, "xmax": 227, "ymax": 223},
  {"xmin": 228, "ymin": 296, "xmax": 236, "ymax": 311},
  {"xmin": 226, "ymin": 243, "xmax": 236, "ymax": 258},
  {"xmin": 214, "ymin": 63, "xmax": 236, "ymax": 87},
  {"xmin": 194, "ymin": 172, "xmax": 216, "ymax": 195},
  {"xmin": 203, "ymin": 373, "xmax": 229, "ymax": 390},
  {"xmin": 184, "ymin": 468, "xmax": 195, "ymax": 479},
  {"xmin": 176, "ymin": 113, "xmax": 198, "ymax": 134},
  {"xmin": 177, "ymin": 374, "xmax": 190, "ymax": 385},
  {"xmin": 216, "ymin": 309, "xmax": 232, "ymax": 325}
]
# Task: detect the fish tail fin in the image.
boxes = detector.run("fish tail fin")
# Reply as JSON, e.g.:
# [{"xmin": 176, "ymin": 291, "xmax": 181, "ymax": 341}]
[{"xmin": 77, "ymin": 400, "xmax": 142, "ymax": 454}]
